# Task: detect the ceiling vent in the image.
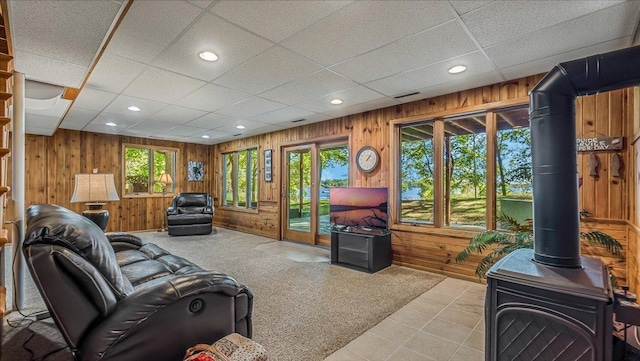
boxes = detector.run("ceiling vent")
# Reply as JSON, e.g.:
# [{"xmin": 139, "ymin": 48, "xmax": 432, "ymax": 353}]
[
  {"xmin": 291, "ymin": 118, "xmax": 306, "ymax": 123},
  {"xmin": 233, "ymin": 133, "xmax": 241, "ymax": 137},
  {"xmin": 394, "ymin": 91, "xmax": 420, "ymax": 99}
]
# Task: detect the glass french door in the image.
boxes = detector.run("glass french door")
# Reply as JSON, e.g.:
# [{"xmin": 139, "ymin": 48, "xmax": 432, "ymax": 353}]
[{"xmin": 282, "ymin": 141, "xmax": 349, "ymax": 246}]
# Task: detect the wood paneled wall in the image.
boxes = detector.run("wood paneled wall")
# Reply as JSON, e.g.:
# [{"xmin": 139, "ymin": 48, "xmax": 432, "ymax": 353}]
[
  {"xmin": 214, "ymin": 75, "xmax": 637, "ymax": 283},
  {"xmin": 24, "ymin": 129, "xmax": 211, "ymax": 232},
  {"xmin": 628, "ymin": 87, "xmax": 640, "ymax": 292}
]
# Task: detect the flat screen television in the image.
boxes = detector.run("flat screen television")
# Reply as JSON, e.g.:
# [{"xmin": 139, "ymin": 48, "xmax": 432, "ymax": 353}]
[{"xmin": 329, "ymin": 187, "xmax": 388, "ymax": 231}]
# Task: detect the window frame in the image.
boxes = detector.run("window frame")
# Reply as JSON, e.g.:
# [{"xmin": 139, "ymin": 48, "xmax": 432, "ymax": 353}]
[
  {"xmin": 389, "ymin": 97, "xmax": 529, "ymax": 235},
  {"xmin": 122, "ymin": 144, "xmax": 179, "ymax": 198},
  {"xmin": 221, "ymin": 147, "xmax": 259, "ymax": 211}
]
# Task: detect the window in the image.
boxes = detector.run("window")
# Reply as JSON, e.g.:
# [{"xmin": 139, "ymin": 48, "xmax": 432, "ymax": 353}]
[
  {"xmin": 123, "ymin": 145, "xmax": 177, "ymax": 196},
  {"xmin": 444, "ymin": 114, "xmax": 487, "ymax": 227},
  {"xmin": 495, "ymin": 108, "xmax": 532, "ymax": 229},
  {"xmin": 395, "ymin": 105, "xmax": 531, "ymax": 231},
  {"xmin": 222, "ymin": 148, "xmax": 258, "ymax": 209},
  {"xmin": 400, "ymin": 121, "xmax": 435, "ymax": 224}
]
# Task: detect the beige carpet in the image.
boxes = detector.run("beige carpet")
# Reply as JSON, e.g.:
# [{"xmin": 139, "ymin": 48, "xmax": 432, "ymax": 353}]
[{"xmin": 3, "ymin": 228, "xmax": 444, "ymax": 361}]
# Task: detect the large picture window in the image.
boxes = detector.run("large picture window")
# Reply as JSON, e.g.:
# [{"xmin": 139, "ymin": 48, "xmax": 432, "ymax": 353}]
[
  {"xmin": 222, "ymin": 148, "xmax": 258, "ymax": 209},
  {"xmin": 400, "ymin": 121, "xmax": 435, "ymax": 224},
  {"xmin": 495, "ymin": 107, "xmax": 532, "ymax": 229},
  {"xmin": 444, "ymin": 114, "xmax": 487, "ymax": 228},
  {"xmin": 123, "ymin": 145, "xmax": 177, "ymax": 196},
  {"xmin": 395, "ymin": 105, "xmax": 531, "ymax": 231}
]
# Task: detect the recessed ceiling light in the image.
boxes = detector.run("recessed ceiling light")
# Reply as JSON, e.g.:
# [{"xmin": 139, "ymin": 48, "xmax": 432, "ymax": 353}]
[
  {"xmin": 448, "ymin": 65, "xmax": 467, "ymax": 74},
  {"xmin": 236, "ymin": 125, "xmax": 245, "ymax": 129},
  {"xmin": 106, "ymin": 122, "xmax": 117, "ymax": 127},
  {"xmin": 202, "ymin": 135, "xmax": 210, "ymax": 139},
  {"xmin": 330, "ymin": 98, "xmax": 343, "ymax": 105},
  {"xmin": 127, "ymin": 106, "xmax": 141, "ymax": 112},
  {"xmin": 199, "ymin": 51, "xmax": 218, "ymax": 62}
]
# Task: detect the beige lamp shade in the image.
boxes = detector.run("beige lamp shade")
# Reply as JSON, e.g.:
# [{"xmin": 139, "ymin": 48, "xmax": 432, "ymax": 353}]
[
  {"xmin": 157, "ymin": 173, "xmax": 173, "ymax": 185},
  {"xmin": 70, "ymin": 173, "xmax": 120, "ymax": 203}
]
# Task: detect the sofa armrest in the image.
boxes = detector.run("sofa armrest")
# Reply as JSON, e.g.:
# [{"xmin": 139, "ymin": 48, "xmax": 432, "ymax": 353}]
[
  {"xmin": 167, "ymin": 206, "xmax": 178, "ymax": 216},
  {"xmin": 106, "ymin": 233, "xmax": 144, "ymax": 252},
  {"xmin": 204, "ymin": 206, "xmax": 213, "ymax": 214}
]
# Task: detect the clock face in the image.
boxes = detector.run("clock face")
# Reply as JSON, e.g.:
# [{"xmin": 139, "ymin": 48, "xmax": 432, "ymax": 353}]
[{"xmin": 356, "ymin": 147, "xmax": 379, "ymax": 173}]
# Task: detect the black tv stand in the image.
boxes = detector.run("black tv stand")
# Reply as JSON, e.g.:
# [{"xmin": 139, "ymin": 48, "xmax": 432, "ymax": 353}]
[{"xmin": 330, "ymin": 228, "xmax": 391, "ymax": 273}]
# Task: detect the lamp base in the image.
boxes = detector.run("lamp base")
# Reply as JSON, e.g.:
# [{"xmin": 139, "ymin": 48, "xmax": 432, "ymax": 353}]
[{"xmin": 83, "ymin": 206, "xmax": 109, "ymax": 231}]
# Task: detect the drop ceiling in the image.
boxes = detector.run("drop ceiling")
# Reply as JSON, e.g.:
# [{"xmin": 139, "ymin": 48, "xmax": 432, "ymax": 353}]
[{"xmin": 8, "ymin": 0, "xmax": 640, "ymax": 145}]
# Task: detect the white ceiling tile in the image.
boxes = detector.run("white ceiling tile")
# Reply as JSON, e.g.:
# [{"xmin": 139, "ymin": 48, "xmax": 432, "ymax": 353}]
[
  {"xmin": 500, "ymin": 37, "xmax": 632, "ymax": 80},
  {"xmin": 297, "ymin": 86, "xmax": 384, "ymax": 114},
  {"xmin": 463, "ymin": 1, "xmax": 625, "ymax": 47},
  {"xmin": 59, "ymin": 120, "xmax": 87, "ymax": 131},
  {"xmin": 102, "ymin": 95, "xmax": 167, "ymax": 118},
  {"xmin": 25, "ymin": 113, "xmax": 60, "ymax": 129},
  {"xmin": 74, "ymin": 88, "xmax": 118, "ymax": 111},
  {"xmin": 86, "ymin": 52, "xmax": 146, "ymax": 93},
  {"xmin": 188, "ymin": 0, "xmax": 214, "ymax": 9},
  {"xmin": 280, "ymin": 1, "xmax": 453, "ymax": 66},
  {"xmin": 10, "ymin": 0, "xmax": 122, "ymax": 66},
  {"xmin": 366, "ymin": 51, "xmax": 496, "ymax": 97},
  {"xmin": 249, "ymin": 106, "xmax": 317, "ymax": 124},
  {"xmin": 123, "ymin": 67, "xmax": 206, "ymax": 103},
  {"xmin": 211, "ymin": 1, "xmax": 352, "ymax": 43},
  {"xmin": 485, "ymin": 2, "xmax": 639, "ymax": 69},
  {"xmin": 189, "ymin": 129, "xmax": 234, "ymax": 140},
  {"xmin": 62, "ymin": 108, "xmax": 99, "ymax": 125},
  {"xmin": 26, "ymin": 99, "xmax": 71, "ymax": 118},
  {"xmin": 152, "ymin": 13, "xmax": 274, "ymax": 81},
  {"xmin": 127, "ymin": 120, "xmax": 182, "ymax": 133},
  {"xmin": 409, "ymin": 71, "xmax": 505, "ymax": 101},
  {"xmin": 216, "ymin": 97, "xmax": 287, "ymax": 118},
  {"xmin": 331, "ymin": 20, "xmax": 477, "ymax": 83},
  {"xmin": 322, "ymin": 97, "xmax": 400, "ymax": 118},
  {"xmin": 213, "ymin": 46, "xmax": 321, "ymax": 94},
  {"xmin": 185, "ymin": 113, "xmax": 238, "ymax": 129},
  {"xmin": 293, "ymin": 113, "xmax": 332, "ymax": 125},
  {"xmin": 164, "ymin": 125, "xmax": 207, "ymax": 137},
  {"xmin": 176, "ymin": 84, "xmax": 252, "ymax": 112},
  {"xmin": 90, "ymin": 113, "xmax": 142, "ymax": 129},
  {"xmin": 83, "ymin": 124, "xmax": 124, "ymax": 135},
  {"xmin": 450, "ymin": 1, "xmax": 495, "ymax": 15},
  {"xmin": 214, "ymin": 119, "xmax": 270, "ymax": 133},
  {"xmin": 26, "ymin": 126, "xmax": 55, "ymax": 136},
  {"xmin": 244, "ymin": 124, "xmax": 287, "ymax": 136},
  {"xmin": 15, "ymin": 50, "xmax": 87, "ymax": 88},
  {"xmin": 145, "ymin": 105, "xmax": 207, "ymax": 125},
  {"xmin": 119, "ymin": 128, "xmax": 153, "ymax": 137},
  {"xmin": 107, "ymin": 1, "xmax": 203, "ymax": 63},
  {"xmin": 261, "ymin": 70, "xmax": 356, "ymax": 105}
]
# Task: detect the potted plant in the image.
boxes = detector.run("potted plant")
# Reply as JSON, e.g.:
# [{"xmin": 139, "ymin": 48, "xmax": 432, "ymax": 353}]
[{"xmin": 455, "ymin": 213, "xmax": 624, "ymax": 283}]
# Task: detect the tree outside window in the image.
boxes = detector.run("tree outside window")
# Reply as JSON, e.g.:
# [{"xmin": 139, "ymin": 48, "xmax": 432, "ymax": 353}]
[
  {"xmin": 222, "ymin": 148, "xmax": 258, "ymax": 209},
  {"xmin": 124, "ymin": 145, "xmax": 177, "ymax": 196}
]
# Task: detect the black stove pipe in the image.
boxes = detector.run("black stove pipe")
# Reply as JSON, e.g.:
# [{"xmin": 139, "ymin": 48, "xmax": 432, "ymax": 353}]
[{"xmin": 530, "ymin": 45, "xmax": 640, "ymax": 268}]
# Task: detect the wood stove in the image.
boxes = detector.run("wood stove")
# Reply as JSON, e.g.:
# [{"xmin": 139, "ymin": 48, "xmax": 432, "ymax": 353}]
[{"xmin": 485, "ymin": 45, "xmax": 640, "ymax": 361}]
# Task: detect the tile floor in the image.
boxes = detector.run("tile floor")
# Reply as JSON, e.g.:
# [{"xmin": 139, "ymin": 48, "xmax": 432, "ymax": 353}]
[
  {"xmin": 256, "ymin": 240, "xmax": 487, "ymax": 361},
  {"xmin": 324, "ymin": 277, "xmax": 486, "ymax": 361}
]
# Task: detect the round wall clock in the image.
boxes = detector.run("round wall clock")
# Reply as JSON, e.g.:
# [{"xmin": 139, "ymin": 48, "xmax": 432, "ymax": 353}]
[{"xmin": 355, "ymin": 146, "xmax": 379, "ymax": 173}]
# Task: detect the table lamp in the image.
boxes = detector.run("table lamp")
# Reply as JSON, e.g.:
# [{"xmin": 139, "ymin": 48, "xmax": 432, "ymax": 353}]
[
  {"xmin": 70, "ymin": 172, "xmax": 120, "ymax": 231},
  {"xmin": 157, "ymin": 172, "xmax": 173, "ymax": 231}
]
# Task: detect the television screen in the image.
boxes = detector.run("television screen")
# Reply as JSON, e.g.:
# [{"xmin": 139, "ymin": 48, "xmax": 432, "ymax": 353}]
[{"xmin": 329, "ymin": 187, "xmax": 388, "ymax": 230}]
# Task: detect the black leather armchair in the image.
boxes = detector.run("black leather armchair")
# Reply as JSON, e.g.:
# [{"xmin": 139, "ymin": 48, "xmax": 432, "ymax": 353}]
[
  {"xmin": 167, "ymin": 192, "xmax": 214, "ymax": 236},
  {"xmin": 23, "ymin": 204, "xmax": 252, "ymax": 361}
]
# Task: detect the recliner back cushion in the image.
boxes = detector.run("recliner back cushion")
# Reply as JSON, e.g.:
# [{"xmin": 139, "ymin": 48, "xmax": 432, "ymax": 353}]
[
  {"xmin": 25, "ymin": 204, "xmax": 134, "ymax": 298},
  {"xmin": 177, "ymin": 206, "xmax": 205, "ymax": 214},
  {"xmin": 175, "ymin": 193, "xmax": 208, "ymax": 207}
]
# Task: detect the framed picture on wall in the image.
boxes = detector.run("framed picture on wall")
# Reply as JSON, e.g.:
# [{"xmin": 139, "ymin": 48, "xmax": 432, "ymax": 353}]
[
  {"xmin": 264, "ymin": 149, "xmax": 272, "ymax": 182},
  {"xmin": 188, "ymin": 161, "xmax": 204, "ymax": 181}
]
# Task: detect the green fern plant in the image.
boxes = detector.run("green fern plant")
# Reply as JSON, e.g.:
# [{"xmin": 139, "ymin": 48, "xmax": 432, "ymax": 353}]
[{"xmin": 455, "ymin": 213, "xmax": 624, "ymax": 280}]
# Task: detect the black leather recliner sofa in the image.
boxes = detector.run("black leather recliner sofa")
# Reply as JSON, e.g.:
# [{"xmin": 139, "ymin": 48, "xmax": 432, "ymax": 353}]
[
  {"xmin": 167, "ymin": 192, "xmax": 214, "ymax": 236},
  {"xmin": 23, "ymin": 204, "xmax": 252, "ymax": 361}
]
